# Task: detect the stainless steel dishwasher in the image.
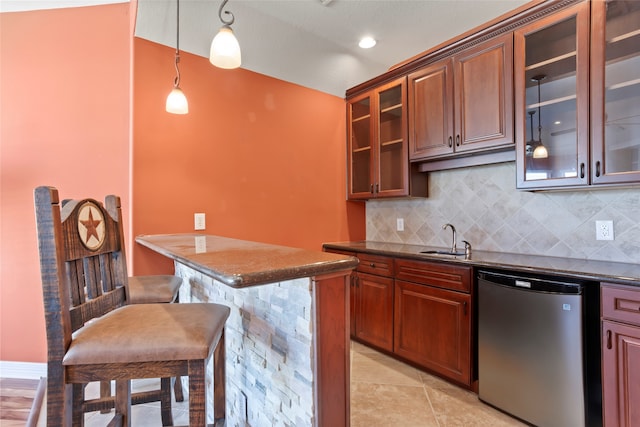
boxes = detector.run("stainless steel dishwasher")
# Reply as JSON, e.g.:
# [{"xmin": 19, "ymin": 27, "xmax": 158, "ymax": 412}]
[{"xmin": 477, "ymin": 270, "xmax": 601, "ymax": 427}]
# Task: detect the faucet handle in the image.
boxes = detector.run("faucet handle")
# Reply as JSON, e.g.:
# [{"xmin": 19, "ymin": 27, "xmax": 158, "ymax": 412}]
[{"xmin": 462, "ymin": 240, "xmax": 472, "ymax": 258}]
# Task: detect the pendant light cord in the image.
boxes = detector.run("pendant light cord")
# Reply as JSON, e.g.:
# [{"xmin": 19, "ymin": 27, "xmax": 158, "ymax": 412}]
[{"xmin": 173, "ymin": 0, "xmax": 181, "ymax": 88}]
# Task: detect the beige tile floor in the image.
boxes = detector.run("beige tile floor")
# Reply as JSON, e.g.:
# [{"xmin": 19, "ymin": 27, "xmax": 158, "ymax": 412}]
[
  {"xmin": 349, "ymin": 341, "xmax": 525, "ymax": 427},
  {"xmin": 53, "ymin": 341, "xmax": 525, "ymax": 426}
]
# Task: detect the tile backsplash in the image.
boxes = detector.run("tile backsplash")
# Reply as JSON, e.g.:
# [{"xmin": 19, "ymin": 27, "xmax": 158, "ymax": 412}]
[{"xmin": 366, "ymin": 162, "xmax": 640, "ymax": 264}]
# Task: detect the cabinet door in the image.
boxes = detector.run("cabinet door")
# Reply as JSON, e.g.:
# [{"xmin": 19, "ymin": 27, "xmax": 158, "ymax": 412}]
[
  {"xmin": 602, "ymin": 320, "xmax": 640, "ymax": 427},
  {"xmin": 408, "ymin": 58, "xmax": 455, "ymax": 160},
  {"xmin": 591, "ymin": 0, "xmax": 640, "ymax": 185},
  {"xmin": 375, "ymin": 79, "xmax": 409, "ymax": 197},
  {"xmin": 394, "ymin": 279, "xmax": 471, "ymax": 385},
  {"xmin": 347, "ymin": 92, "xmax": 374, "ymax": 199},
  {"xmin": 355, "ymin": 272, "xmax": 394, "ymax": 351},
  {"xmin": 455, "ymin": 33, "xmax": 514, "ymax": 153},
  {"xmin": 514, "ymin": 1, "xmax": 590, "ymax": 189}
]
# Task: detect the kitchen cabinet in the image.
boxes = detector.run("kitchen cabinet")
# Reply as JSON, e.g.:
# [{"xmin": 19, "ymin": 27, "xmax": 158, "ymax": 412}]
[
  {"xmin": 409, "ymin": 33, "xmax": 514, "ymax": 161},
  {"xmin": 394, "ymin": 259, "xmax": 473, "ymax": 386},
  {"xmin": 515, "ymin": 0, "xmax": 640, "ymax": 190},
  {"xmin": 590, "ymin": 0, "xmax": 640, "ymax": 185},
  {"xmin": 514, "ymin": 1, "xmax": 590, "ymax": 189},
  {"xmin": 601, "ymin": 283, "xmax": 640, "ymax": 427},
  {"xmin": 347, "ymin": 78, "xmax": 427, "ymax": 200},
  {"xmin": 352, "ymin": 253, "xmax": 394, "ymax": 351}
]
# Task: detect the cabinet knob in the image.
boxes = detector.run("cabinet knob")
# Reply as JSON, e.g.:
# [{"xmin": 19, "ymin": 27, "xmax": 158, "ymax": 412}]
[
  {"xmin": 580, "ymin": 163, "xmax": 585, "ymax": 179},
  {"xmin": 595, "ymin": 161, "xmax": 601, "ymax": 177},
  {"xmin": 370, "ymin": 184, "xmax": 374, "ymax": 194},
  {"xmin": 456, "ymin": 134, "xmax": 460, "ymax": 146},
  {"xmin": 370, "ymin": 263, "xmax": 375, "ymax": 268},
  {"xmin": 606, "ymin": 329, "xmax": 612, "ymax": 350},
  {"xmin": 448, "ymin": 136, "xmax": 453, "ymax": 148}
]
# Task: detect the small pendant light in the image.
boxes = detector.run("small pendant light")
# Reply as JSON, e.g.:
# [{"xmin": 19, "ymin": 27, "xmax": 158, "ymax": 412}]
[
  {"xmin": 531, "ymin": 74, "xmax": 548, "ymax": 159},
  {"xmin": 166, "ymin": 0, "xmax": 188, "ymax": 114},
  {"xmin": 210, "ymin": 0, "xmax": 241, "ymax": 69}
]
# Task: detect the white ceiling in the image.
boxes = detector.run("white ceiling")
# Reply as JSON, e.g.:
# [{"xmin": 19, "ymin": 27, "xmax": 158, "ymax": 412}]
[
  {"xmin": 2, "ymin": 0, "xmax": 531, "ymax": 97},
  {"xmin": 136, "ymin": 0, "xmax": 530, "ymax": 97}
]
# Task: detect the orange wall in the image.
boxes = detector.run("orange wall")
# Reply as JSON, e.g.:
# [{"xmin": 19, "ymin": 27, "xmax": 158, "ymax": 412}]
[
  {"xmin": 0, "ymin": 6, "xmax": 364, "ymax": 364},
  {"xmin": 132, "ymin": 38, "xmax": 365, "ymax": 275},
  {"xmin": 0, "ymin": 4, "xmax": 131, "ymax": 362}
]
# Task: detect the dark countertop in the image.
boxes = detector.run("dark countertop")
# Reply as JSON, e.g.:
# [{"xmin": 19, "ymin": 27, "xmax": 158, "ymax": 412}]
[
  {"xmin": 136, "ymin": 234, "xmax": 358, "ymax": 288},
  {"xmin": 323, "ymin": 241, "xmax": 640, "ymax": 287}
]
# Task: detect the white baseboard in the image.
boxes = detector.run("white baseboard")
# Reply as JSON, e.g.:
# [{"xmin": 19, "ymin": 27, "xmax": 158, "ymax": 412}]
[{"xmin": 0, "ymin": 361, "xmax": 47, "ymax": 379}]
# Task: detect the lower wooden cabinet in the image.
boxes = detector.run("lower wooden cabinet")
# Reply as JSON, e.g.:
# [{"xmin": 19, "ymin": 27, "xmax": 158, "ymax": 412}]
[
  {"xmin": 601, "ymin": 283, "xmax": 640, "ymax": 427},
  {"xmin": 394, "ymin": 279, "xmax": 471, "ymax": 385},
  {"xmin": 354, "ymin": 272, "xmax": 394, "ymax": 352}
]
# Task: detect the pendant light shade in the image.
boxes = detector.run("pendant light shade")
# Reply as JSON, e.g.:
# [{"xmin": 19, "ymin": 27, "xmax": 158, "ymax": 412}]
[
  {"xmin": 166, "ymin": 87, "xmax": 188, "ymax": 114},
  {"xmin": 166, "ymin": 0, "xmax": 188, "ymax": 114},
  {"xmin": 210, "ymin": 0, "xmax": 241, "ymax": 69}
]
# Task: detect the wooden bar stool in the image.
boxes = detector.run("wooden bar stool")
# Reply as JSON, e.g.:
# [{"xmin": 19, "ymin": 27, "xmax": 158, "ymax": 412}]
[{"xmin": 34, "ymin": 186, "xmax": 229, "ymax": 426}]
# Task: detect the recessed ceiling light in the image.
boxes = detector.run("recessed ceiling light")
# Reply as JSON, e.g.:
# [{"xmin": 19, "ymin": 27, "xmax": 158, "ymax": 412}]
[{"xmin": 359, "ymin": 36, "xmax": 376, "ymax": 49}]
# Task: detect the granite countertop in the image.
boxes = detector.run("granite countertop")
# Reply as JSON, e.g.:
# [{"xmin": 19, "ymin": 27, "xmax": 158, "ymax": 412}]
[
  {"xmin": 136, "ymin": 234, "xmax": 358, "ymax": 288},
  {"xmin": 323, "ymin": 240, "xmax": 640, "ymax": 286}
]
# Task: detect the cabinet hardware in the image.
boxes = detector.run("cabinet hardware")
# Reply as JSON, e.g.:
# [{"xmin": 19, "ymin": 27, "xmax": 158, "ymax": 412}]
[
  {"xmin": 448, "ymin": 136, "xmax": 453, "ymax": 148},
  {"xmin": 369, "ymin": 263, "xmax": 375, "ymax": 268},
  {"xmin": 456, "ymin": 134, "xmax": 460, "ymax": 147},
  {"xmin": 580, "ymin": 163, "xmax": 585, "ymax": 179},
  {"xmin": 595, "ymin": 161, "xmax": 601, "ymax": 177},
  {"xmin": 370, "ymin": 184, "xmax": 374, "ymax": 194},
  {"xmin": 606, "ymin": 329, "xmax": 612, "ymax": 350},
  {"xmin": 375, "ymin": 183, "xmax": 379, "ymax": 193}
]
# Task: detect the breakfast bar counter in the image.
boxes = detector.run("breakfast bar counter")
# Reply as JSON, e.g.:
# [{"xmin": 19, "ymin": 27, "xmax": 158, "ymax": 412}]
[{"xmin": 136, "ymin": 234, "xmax": 358, "ymax": 427}]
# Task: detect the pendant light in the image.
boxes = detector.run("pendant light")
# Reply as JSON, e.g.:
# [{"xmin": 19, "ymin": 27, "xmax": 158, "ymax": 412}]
[
  {"xmin": 210, "ymin": 0, "xmax": 241, "ymax": 69},
  {"xmin": 166, "ymin": 0, "xmax": 188, "ymax": 114},
  {"xmin": 531, "ymin": 74, "xmax": 548, "ymax": 159}
]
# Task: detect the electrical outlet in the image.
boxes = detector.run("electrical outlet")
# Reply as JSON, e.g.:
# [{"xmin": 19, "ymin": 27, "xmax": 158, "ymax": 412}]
[
  {"xmin": 596, "ymin": 220, "xmax": 614, "ymax": 241},
  {"xmin": 396, "ymin": 218, "xmax": 404, "ymax": 232},
  {"xmin": 194, "ymin": 213, "xmax": 206, "ymax": 230}
]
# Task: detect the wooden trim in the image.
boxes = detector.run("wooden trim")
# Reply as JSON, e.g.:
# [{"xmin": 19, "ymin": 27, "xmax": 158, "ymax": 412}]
[{"xmin": 313, "ymin": 273, "xmax": 351, "ymax": 427}]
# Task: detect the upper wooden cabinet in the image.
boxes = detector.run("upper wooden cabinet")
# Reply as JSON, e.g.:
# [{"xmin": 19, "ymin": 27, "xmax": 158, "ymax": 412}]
[
  {"xmin": 409, "ymin": 33, "xmax": 514, "ymax": 161},
  {"xmin": 515, "ymin": 0, "xmax": 640, "ymax": 190},
  {"xmin": 347, "ymin": 78, "xmax": 427, "ymax": 200},
  {"xmin": 590, "ymin": 0, "xmax": 640, "ymax": 185},
  {"xmin": 515, "ymin": 1, "xmax": 590, "ymax": 189}
]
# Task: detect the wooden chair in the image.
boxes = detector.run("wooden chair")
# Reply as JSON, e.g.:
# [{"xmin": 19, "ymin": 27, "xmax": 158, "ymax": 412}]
[{"xmin": 34, "ymin": 186, "xmax": 229, "ymax": 426}]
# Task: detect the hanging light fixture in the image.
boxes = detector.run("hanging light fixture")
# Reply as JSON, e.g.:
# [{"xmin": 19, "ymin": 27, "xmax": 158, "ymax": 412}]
[
  {"xmin": 531, "ymin": 74, "xmax": 548, "ymax": 159},
  {"xmin": 210, "ymin": 0, "xmax": 241, "ymax": 69},
  {"xmin": 166, "ymin": 0, "xmax": 188, "ymax": 114}
]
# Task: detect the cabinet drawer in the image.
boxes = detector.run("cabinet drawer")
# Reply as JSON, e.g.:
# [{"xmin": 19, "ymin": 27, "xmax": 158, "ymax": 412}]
[
  {"xmin": 602, "ymin": 283, "xmax": 640, "ymax": 327},
  {"xmin": 356, "ymin": 253, "xmax": 394, "ymax": 277},
  {"xmin": 395, "ymin": 258, "xmax": 472, "ymax": 293}
]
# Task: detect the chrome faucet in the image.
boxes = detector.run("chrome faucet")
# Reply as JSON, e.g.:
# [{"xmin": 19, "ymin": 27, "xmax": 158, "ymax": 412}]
[{"xmin": 442, "ymin": 223, "xmax": 456, "ymax": 253}]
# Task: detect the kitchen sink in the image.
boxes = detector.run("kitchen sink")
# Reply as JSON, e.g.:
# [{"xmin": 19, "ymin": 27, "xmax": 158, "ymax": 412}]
[{"xmin": 420, "ymin": 250, "xmax": 467, "ymax": 257}]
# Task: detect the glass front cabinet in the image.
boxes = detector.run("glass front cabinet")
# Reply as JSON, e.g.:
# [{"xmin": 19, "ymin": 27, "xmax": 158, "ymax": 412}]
[
  {"xmin": 515, "ymin": 0, "xmax": 640, "ymax": 189},
  {"xmin": 591, "ymin": 0, "xmax": 640, "ymax": 184},
  {"xmin": 348, "ymin": 78, "xmax": 424, "ymax": 199}
]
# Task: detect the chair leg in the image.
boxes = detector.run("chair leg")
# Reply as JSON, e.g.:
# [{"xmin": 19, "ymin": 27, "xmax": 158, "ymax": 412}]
[
  {"xmin": 46, "ymin": 374, "xmax": 71, "ymax": 427},
  {"xmin": 100, "ymin": 380, "xmax": 112, "ymax": 413},
  {"xmin": 188, "ymin": 360, "xmax": 207, "ymax": 426},
  {"xmin": 114, "ymin": 379, "xmax": 132, "ymax": 427},
  {"xmin": 160, "ymin": 377, "xmax": 174, "ymax": 426},
  {"xmin": 173, "ymin": 375, "xmax": 184, "ymax": 402},
  {"xmin": 72, "ymin": 383, "xmax": 85, "ymax": 426},
  {"xmin": 213, "ymin": 332, "xmax": 226, "ymax": 425}
]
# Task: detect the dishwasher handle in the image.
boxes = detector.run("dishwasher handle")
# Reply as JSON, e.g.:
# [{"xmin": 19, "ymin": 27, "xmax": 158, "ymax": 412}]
[{"xmin": 478, "ymin": 270, "xmax": 583, "ymax": 295}]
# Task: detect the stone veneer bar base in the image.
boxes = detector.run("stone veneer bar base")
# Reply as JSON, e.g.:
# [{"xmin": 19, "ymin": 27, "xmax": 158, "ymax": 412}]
[{"xmin": 175, "ymin": 262, "xmax": 335, "ymax": 426}]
